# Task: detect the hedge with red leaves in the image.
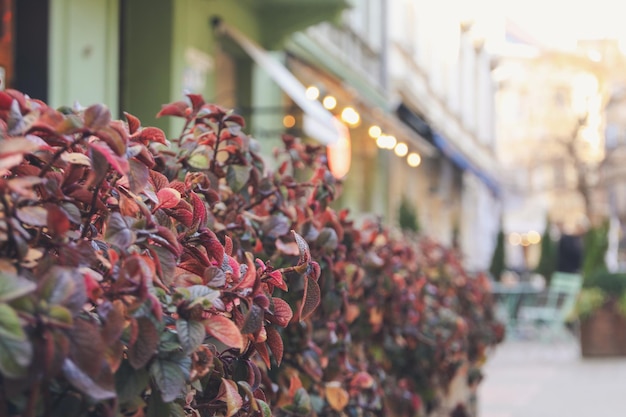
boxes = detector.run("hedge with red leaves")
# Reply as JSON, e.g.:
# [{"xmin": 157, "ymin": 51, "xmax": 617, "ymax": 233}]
[{"xmin": 0, "ymin": 91, "xmax": 502, "ymax": 417}]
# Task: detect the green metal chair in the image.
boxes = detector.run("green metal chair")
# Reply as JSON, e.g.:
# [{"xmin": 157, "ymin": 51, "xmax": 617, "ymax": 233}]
[{"xmin": 516, "ymin": 272, "xmax": 583, "ymax": 340}]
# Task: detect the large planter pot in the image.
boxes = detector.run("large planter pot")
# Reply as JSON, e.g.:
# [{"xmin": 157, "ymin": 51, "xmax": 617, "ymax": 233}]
[{"xmin": 580, "ymin": 304, "xmax": 626, "ymax": 357}]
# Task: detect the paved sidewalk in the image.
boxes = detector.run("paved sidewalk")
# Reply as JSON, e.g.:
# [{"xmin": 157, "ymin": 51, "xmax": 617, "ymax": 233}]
[{"xmin": 478, "ymin": 338, "xmax": 626, "ymax": 417}]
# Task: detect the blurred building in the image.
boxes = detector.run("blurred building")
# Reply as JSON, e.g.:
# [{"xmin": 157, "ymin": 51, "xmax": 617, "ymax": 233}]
[
  {"xmin": 0, "ymin": 0, "xmax": 502, "ymax": 271},
  {"xmin": 493, "ymin": 23, "xmax": 613, "ymax": 269}
]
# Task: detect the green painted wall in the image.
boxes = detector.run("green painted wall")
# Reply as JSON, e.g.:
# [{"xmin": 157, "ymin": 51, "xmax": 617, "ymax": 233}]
[
  {"xmin": 120, "ymin": 0, "xmax": 173, "ymax": 131},
  {"xmin": 49, "ymin": 0, "xmax": 119, "ymax": 114}
]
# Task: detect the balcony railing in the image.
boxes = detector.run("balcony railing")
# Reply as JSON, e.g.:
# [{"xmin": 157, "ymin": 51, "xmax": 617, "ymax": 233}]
[{"xmin": 306, "ymin": 22, "xmax": 384, "ymax": 90}]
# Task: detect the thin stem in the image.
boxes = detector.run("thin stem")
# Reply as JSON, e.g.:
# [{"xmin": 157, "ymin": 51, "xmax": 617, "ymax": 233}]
[
  {"xmin": 176, "ymin": 117, "xmax": 193, "ymax": 145},
  {"xmin": 210, "ymin": 122, "xmax": 224, "ymax": 173},
  {"xmin": 38, "ymin": 133, "xmax": 87, "ymax": 178},
  {"xmin": 80, "ymin": 181, "xmax": 103, "ymax": 239}
]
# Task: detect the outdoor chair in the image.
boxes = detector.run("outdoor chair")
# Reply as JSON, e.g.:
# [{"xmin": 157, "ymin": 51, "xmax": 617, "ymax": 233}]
[{"xmin": 515, "ymin": 272, "xmax": 583, "ymax": 341}]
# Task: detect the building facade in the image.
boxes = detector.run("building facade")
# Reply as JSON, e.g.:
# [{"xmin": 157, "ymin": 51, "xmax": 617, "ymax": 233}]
[
  {"xmin": 2, "ymin": 0, "xmax": 502, "ymax": 271},
  {"xmin": 493, "ymin": 29, "xmax": 613, "ymax": 270}
]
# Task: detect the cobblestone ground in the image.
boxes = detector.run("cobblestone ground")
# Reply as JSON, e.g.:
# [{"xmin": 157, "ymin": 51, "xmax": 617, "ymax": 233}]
[{"xmin": 478, "ymin": 338, "xmax": 626, "ymax": 417}]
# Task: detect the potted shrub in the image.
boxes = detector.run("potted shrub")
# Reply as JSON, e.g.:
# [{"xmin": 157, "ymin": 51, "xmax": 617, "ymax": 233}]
[{"xmin": 577, "ymin": 271, "xmax": 626, "ymax": 357}]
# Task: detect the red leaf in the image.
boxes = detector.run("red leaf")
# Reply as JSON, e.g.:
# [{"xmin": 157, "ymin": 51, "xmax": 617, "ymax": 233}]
[
  {"xmin": 224, "ymin": 114, "xmax": 246, "ymax": 128},
  {"xmin": 95, "ymin": 125, "xmax": 127, "ymax": 156},
  {"xmin": 234, "ymin": 252, "xmax": 256, "ymax": 290},
  {"xmin": 190, "ymin": 192, "xmax": 207, "ymax": 229},
  {"xmin": 90, "ymin": 142, "xmax": 129, "ymax": 174},
  {"xmin": 155, "ymin": 225, "xmax": 183, "ymax": 256},
  {"xmin": 268, "ymin": 298, "xmax": 293, "ymax": 327},
  {"xmin": 47, "ymin": 204, "xmax": 70, "ymax": 236},
  {"xmin": 255, "ymin": 341, "xmax": 271, "ymax": 368},
  {"xmin": 275, "ymin": 239, "xmax": 300, "ymax": 257},
  {"xmin": 187, "ymin": 94, "xmax": 205, "ymax": 112},
  {"xmin": 156, "ymin": 187, "xmax": 181, "ymax": 210},
  {"xmin": 266, "ymin": 270, "xmax": 287, "ymax": 292},
  {"xmin": 133, "ymin": 126, "xmax": 167, "ymax": 145},
  {"xmin": 169, "ymin": 206, "xmax": 194, "ymax": 228},
  {"xmin": 204, "ymin": 315, "xmax": 244, "ymax": 351},
  {"xmin": 225, "ymin": 235, "xmax": 233, "ymax": 256},
  {"xmin": 128, "ymin": 158, "xmax": 150, "ymax": 194},
  {"xmin": 198, "ymin": 229, "xmax": 224, "ymax": 265},
  {"xmin": 0, "ymin": 91, "xmax": 13, "ymax": 110},
  {"xmin": 149, "ymin": 170, "xmax": 169, "ymax": 191},
  {"xmin": 350, "ymin": 371, "xmax": 375, "ymax": 389},
  {"xmin": 218, "ymin": 378, "xmax": 243, "ymax": 417},
  {"xmin": 124, "ymin": 112, "xmax": 141, "ymax": 134},
  {"xmin": 156, "ymin": 101, "xmax": 189, "ymax": 118},
  {"xmin": 299, "ymin": 276, "xmax": 320, "ymax": 321},
  {"xmin": 84, "ymin": 104, "xmax": 112, "ymax": 130},
  {"xmin": 266, "ymin": 326, "xmax": 284, "ymax": 366},
  {"xmin": 287, "ymin": 374, "xmax": 303, "ymax": 399}
]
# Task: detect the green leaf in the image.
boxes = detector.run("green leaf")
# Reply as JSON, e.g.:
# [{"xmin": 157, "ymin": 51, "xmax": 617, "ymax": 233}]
[
  {"xmin": 105, "ymin": 212, "xmax": 136, "ymax": 250},
  {"xmin": 0, "ymin": 271, "xmax": 35, "ymax": 302},
  {"xmin": 0, "ymin": 304, "xmax": 31, "ymax": 378},
  {"xmin": 293, "ymin": 387, "xmax": 312, "ymax": 414},
  {"xmin": 187, "ymin": 285, "xmax": 220, "ymax": 307},
  {"xmin": 150, "ymin": 357, "xmax": 187, "ymax": 402},
  {"xmin": 169, "ymin": 403, "xmax": 186, "ymax": 417},
  {"xmin": 0, "ymin": 333, "xmax": 32, "ymax": 378},
  {"xmin": 40, "ymin": 267, "xmax": 86, "ymax": 313},
  {"xmin": 188, "ymin": 153, "xmax": 209, "ymax": 170},
  {"xmin": 47, "ymin": 305, "xmax": 73, "ymax": 325},
  {"xmin": 176, "ymin": 319, "xmax": 205, "ymax": 354},
  {"xmin": 62, "ymin": 358, "xmax": 116, "ymax": 400},
  {"xmin": 0, "ymin": 304, "xmax": 25, "ymax": 340},
  {"xmin": 257, "ymin": 399, "xmax": 272, "ymax": 417},
  {"xmin": 115, "ymin": 360, "xmax": 150, "ymax": 404},
  {"xmin": 226, "ymin": 164, "xmax": 251, "ymax": 193},
  {"xmin": 128, "ymin": 317, "xmax": 159, "ymax": 369}
]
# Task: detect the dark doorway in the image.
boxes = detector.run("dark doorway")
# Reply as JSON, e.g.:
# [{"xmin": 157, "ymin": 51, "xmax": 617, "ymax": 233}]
[{"xmin": 14, "ymin": 0, "xmax": 49, "ymax": 101}]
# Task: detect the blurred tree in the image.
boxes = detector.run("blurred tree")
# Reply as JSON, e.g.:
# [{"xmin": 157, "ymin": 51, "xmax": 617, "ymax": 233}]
[
  {"xmin": 582, "ymin": 220, "xmax": 609, "ymax": 280},
  {"xmin": 534, "ymin": 220, "xmax": 557, "ymax": 283},
  {"xmin": 398, "ymin": 196, "xmax": 420, "ymax": 233},
  {"xmin": 489, "ymin": 226, "xmax": 506, "ymax": 281}
]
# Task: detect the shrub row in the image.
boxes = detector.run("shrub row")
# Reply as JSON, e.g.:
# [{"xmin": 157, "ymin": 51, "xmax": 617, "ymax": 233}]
[{"xmin": 0, "ymin": 90, "xmax": 503, "ymax": 417}]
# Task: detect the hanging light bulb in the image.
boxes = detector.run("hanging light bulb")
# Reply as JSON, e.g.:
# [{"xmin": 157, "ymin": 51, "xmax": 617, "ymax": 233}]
[
  {"xmin": 305, "ymin": 86, "xmax": 320, "ymax": 100},
  {"xmin": 340, "ymin": 107, "xmax": 360, "ymax": 127},
  {"xmin": 322, "ymin": 96, "xmax": 337, "ymax": 110},
  {"xmin": 394, "ymin": 142, "xmax": 409, "ymax": 157},
  {"xmin": 376, "ymin": 135, "xmax": 388, "ymax": 149},
  {"xmin": 368, "ymin": 125, "xmax": 382, "ymax": 138},
  {"xmin": 407, "ymin": 152, "xmax": 421, "ymax": 167},
  {"xmin": 283, "ymin": 115, "xmax": 296, "ymax": 128}
]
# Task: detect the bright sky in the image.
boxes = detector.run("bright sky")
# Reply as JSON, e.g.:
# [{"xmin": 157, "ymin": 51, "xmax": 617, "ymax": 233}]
[{"xmin": 500, "ymin": 0, "xmax": 626, "ymax": 49}]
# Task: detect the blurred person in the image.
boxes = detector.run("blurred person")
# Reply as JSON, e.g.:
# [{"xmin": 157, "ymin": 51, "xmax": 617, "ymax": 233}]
[{"xmin": 556, "ymin": 217, "xmax": 587, "ymax": 274}]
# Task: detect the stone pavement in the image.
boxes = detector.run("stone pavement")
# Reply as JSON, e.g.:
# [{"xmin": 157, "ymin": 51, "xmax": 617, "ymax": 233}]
[{"xmin": 478, "ymin": 338, "xmax": 626, "ymax": 417}]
